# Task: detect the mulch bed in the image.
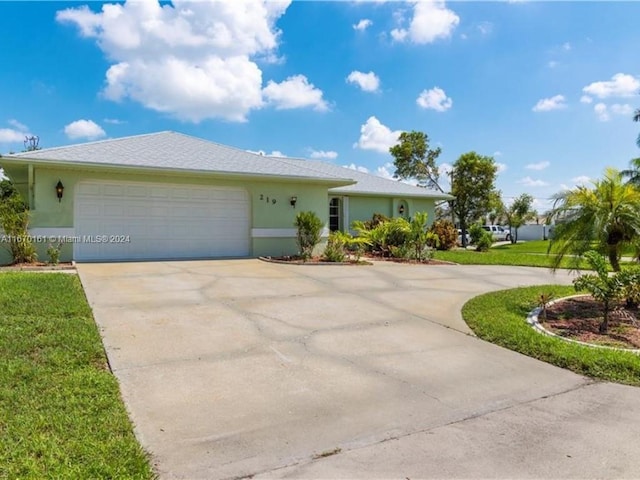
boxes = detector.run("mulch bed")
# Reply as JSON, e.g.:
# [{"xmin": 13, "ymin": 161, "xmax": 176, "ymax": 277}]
[
  {"xmin": 365, "ymin": 256, "xmax": 455, "ymax": 265},
  {"xmin": 261, "ymin": 255, "xmax": 454, "ymax": 266},
  {"xmin": 542, "ymin": 296, "xmax": 640, "ymax": 349},
  {"xmin": 0, "ymin": 262, "xmax": 76, "ymax": 271},
  {"xmin": 259, "ymin": 256, "xmax": 372, "ymax": 265}
]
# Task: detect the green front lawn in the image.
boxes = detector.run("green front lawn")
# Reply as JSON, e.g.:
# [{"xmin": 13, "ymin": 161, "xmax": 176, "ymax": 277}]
[
  {"xmin": 462, "ymin": 285, "xmax": 640, "ymax": 386},
  {"xmin": 0, "ymin": 273, "xmax": 153, "ymax": 479},
  {"xmin": 434, "ymin": 240, "xmax": 632, "ymax": 270},
  {"xmin": 490, "ymin": 239, "xmax": 551, "ymax": 254}
]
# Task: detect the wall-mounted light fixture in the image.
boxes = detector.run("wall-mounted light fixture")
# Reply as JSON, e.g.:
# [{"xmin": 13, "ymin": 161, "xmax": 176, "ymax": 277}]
[
  {"xmin": 398, "ymin": 203, "xmax": 405, "ymax": 215},
  {"xmin": 290, "ymin": 196, "xmax": 297, "ymax": 208},
  {"xmin": 55, "ymin": 180, "xmax": 64, "ymax": 202}
]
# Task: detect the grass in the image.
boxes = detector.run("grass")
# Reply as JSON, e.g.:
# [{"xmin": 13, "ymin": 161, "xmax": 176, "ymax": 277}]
[
  {"xmin": 462, "ymin": 284, "xmax": 640, "ymax": 386},
  {"xmin": 434, "ymin": 240, "xmax": 634, "ymax": 270},
  {"xmin": 0, "ymin": 273, "xmax": 154, "ymax": 479}
]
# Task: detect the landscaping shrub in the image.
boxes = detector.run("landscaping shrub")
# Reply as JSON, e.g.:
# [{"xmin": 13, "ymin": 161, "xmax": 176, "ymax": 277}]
[
  {"xmin": 294, "ymin": 211, "xmax": 323, "ymax": 260},
  {"xmin": 323, "ymin": 231, "xmax": 347, "ymax": 262},
  {"xmin": 353, "ymin": 212, "xmax": 436, "ymax": 261},
  {"xmin": 468, "ymin": 223, "xmax": 484, "ymax": 245},
  {"xmin": 475, "ymin": 231, "xmax": 494, "ymax": 252},
  {"xmin": 407, "ymin": 211, "xmax": 438, "ymax": 261},
  {"xmin": 618, "ymin": 265, "xmax": 640, "ymax": 309},
  {"xmin": 0, "ymin": 191, "xmax": 37, "ymax": 264},
  {"xmin": 428, "ymin": 219, "xmax": 457, "ymax": 250},
  {"xmin": 352, "ymin": 217, "xmax": 410, "ymax": 257},
  {"xmin": 363, "ymin": 212, "xmax": 390, "ymax": 230}
]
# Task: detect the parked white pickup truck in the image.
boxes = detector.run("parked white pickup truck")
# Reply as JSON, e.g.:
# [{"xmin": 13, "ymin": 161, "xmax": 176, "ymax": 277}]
[{"xmin": 482, "ymin": 225, "xmax": 511, "ymax": 242}]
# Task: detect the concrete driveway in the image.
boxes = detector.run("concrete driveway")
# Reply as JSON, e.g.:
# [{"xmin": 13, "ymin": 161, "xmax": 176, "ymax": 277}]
[{"xmin": 77, "ymin": 260, "xmax": 640, "ymax": 479}]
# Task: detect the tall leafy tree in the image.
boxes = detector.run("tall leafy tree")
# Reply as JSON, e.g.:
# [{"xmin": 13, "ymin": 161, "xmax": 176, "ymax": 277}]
[
  {"xmin": 450, "ymin": 152, "xmax": 499, "ymax": 246},
  {"xmin": 390, "ymin": 131, "xmax": 443, "ymax": 191},
  {"xmin": 548, "ymin": 168, "xmax": 640, "ymax": 271},
  {"xmin": 503, "ymin": 193, "xmax": 537, "ymax": 244}
]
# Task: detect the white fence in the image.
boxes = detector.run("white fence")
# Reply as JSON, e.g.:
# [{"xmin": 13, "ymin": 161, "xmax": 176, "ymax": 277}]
[{"xmin": 509, "ymin": 224, "xmax": 554, "ymax": 241}]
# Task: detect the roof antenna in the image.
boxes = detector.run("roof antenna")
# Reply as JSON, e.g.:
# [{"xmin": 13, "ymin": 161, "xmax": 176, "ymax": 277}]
[{"xmin": 24, "ymin": 135, "xmax": 40, "ymax": 152}]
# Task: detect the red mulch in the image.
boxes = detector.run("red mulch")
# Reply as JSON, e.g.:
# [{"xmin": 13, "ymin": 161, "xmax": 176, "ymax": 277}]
[{"xmin": 542, "ymin": 296, "xmax": 640, "ymax": 349}]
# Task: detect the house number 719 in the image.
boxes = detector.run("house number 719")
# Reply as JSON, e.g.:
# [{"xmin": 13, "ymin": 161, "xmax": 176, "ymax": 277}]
[{"xmin": 259, "ymin": 194, "xmax": 277, "ymax": 205}]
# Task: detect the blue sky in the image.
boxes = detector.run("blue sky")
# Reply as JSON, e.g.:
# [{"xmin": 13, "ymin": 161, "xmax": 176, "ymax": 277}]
[{"xmin": 1, "ymin": 0, "xmax": 639, "ymax": 212}]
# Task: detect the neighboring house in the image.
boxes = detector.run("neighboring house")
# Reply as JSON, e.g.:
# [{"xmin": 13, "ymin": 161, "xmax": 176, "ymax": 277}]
[{"xmin": 0, "ymin": 131, "xmax": 451, "ymax": 263}]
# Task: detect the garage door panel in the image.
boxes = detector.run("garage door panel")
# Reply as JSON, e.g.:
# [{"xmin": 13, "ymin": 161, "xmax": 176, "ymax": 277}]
[{"xmin": 74, "ymin": 181, "xmax": 250, "ymax": 261}]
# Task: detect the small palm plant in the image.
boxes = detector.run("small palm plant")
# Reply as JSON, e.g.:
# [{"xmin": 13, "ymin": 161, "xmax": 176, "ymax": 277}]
[
  {"xmin": 573, "ymin": 251, "xmax": 623, "ymax": 333},
  {"xmin": 537, "ymin": 292, "xmax": 555, "ymax": 320}
]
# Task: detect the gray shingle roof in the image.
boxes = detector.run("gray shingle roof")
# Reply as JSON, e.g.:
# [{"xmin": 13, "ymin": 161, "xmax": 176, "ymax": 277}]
[
  {"xmin": 8, "ymin": 131, "xmax": 348, "ymax": 183},
  {"xmin": 276, "ymin": 157, "xmax": 452, "ymax": 199},
  {"xmin": 7, "ymin": 131, "xmax": 452, "ymax": 199}
]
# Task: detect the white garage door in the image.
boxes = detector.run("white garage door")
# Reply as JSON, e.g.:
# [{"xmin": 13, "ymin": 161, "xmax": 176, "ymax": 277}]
[{"xmin": 74, "ymin": 181, "xmax": 250, "ymax": 261}]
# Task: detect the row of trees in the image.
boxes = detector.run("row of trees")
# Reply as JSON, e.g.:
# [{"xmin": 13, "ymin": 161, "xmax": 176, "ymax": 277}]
[
  {"xmin": 388, "ymin": 99, "xmax": 640, "ymax": 261},
  {"xmin": 389, "ymin": 131, "xmax": 536, "ymax": 246}
]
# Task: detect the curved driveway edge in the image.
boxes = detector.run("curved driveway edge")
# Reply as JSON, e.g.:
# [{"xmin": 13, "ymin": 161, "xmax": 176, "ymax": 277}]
[{"xmin": 77, "ymin": 260, "xmax": 640, "ymax": 479}]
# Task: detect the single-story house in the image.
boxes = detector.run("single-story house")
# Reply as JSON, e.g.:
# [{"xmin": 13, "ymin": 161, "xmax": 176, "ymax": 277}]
[{"xmin": 0, "ymin": 131, "xmax": 452, "ymax": 263}]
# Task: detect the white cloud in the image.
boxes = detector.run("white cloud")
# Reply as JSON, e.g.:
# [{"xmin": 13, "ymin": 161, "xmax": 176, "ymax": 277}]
[
  {"xmin": 353, "ymin": 19, "xmax": 372, "ymax": 31},
  {"xmin": 594, "ymin": 103, "xmax": 610, "ymax": 122},
  {"xmin": 375, "ymin": 162, "xmax": 395, "ymax": 180},
  {"xmin": 57, "ymin": 0, "xmax": 295, "ymax": 122},
  {"xmin": 353, "ymin": 116, "xmax": 402, "ymax": 153},
  {"xmin": 346, "ymin": 71, "xmax": 380, "ymax": 92},
  {"xmin": 525, "ymin": 160, "xmax": 550, "ymax": 171},
  {"xmin": 592, "ymin": 102, "xmax": 633, "ymax": 122},
  {"xmin": 532, "ymin": 94, "xmax": 567, "ymax": 112},
  {"xmin": 562, "ymin": 42, "xmax": 571, "ymax": 51},
  {"xmin": 582, "ymin": 73, "xmax": 640, "ymax": 99},
  {"xmin": 477, "ymin": 21, "xmax": 493, "ymax": 35},
  {"xmin": 493, "ymin": 150, "xmax": 503, "ymax": 157},
  {"xmin": 580, "ymin": 95, "xmax": 593, "ymax": 104},
  {"xmin": 103, "ymin": 118, "xmax": 125, "ymax": 125},
  {"xmin": 572, "ymin": 175, "xmax": 590, "ymax": 186},
  {"xmin": 0, "ymin": 120, "xmax": 30, "ymax": 143},
  {"xmin": 263, "ymin": 75, "xmax": 328, "ymax": 111},
  {"xmin": 0, "ymin": 129, "xmax": 27, "ymax": 143},
  {"xmin": 548, "ymin": 61, "xmax": 559, "ymax": 69},
  {"xmin": 439, "ymin": 161, "xmax": 453, "ymax": 176},
  {"xmin": 344, "ymin": 163, "xmax": 369, "ymax": 174},
  {"xmin": 374, "ymin": 161, "xmax": 419, "ymax": 185},
  {"xmin": 496, "ymin": 162, "xmax": 508, "ymax": 173},
  {"xmin": 247, "ymin": 149, "xmax": 287, "ymax": 157},
  {"xmin": 416, "ymin": 87, "xmax": 452, "ymax": 112},
  {"xmin": 391, "ymin": 0, "xmax": 460, "ymax": 44},
  {"xmin": 64, "ymin": 119, "xmax": 106, "ymax": 140},
  {"xmin": 8, "ymin": 119, "xmax": 28, "ymax": 131},
  {"xmin": 611, "ymin": 103, "xmax": 633, "ymax": 115},
  {"xmin": 309, "ymin": 149, "xmax": 338, "ymax": 160},
  {"xmin": 518, "ymin": 176, "xmax": 549, "ymax": 187}
]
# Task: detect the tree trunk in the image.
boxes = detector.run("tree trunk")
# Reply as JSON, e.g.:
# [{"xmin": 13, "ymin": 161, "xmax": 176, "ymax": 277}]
[
  {"xmin": 460, "ymin": 220, "xmax": 468, "ymax": 248},
  {"xmin": 608, "ymin": 244, "xmax": 621, "ymax": 272},
  {"xmin": 599, "ymin": 302, "xmax": 610, "ymax": 333}
]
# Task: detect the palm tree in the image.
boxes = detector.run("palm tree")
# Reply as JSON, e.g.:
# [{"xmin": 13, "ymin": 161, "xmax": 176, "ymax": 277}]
[
  {"xmin": 548, "ymin": 168, "xmax": 640, "ymax": 271},
  {"xmin": 621, "ymin": 157, "xmax": 640, "ymax": 187}
]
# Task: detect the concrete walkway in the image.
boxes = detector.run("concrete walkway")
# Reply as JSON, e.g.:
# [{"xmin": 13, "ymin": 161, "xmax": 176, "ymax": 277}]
[{"xmin": 77, "ymin": 260, "xmax": 640, "ymax": 479}]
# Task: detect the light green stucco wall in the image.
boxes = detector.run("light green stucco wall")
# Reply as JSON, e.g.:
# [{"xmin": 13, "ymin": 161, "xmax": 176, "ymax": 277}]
[
  {"xmin": 346, "ymin": 195, "xmax": 436, "ymax": 229},
  {"xmin": 0, "ymin": 163, "xmax": 439, "ymax": 264},
  {"xmin": 0, "ymin": 164, "xmax": 333, "ymax": 263}
]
